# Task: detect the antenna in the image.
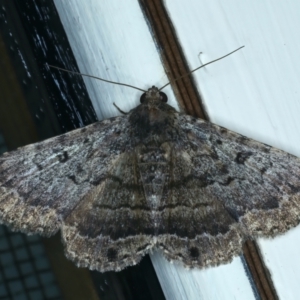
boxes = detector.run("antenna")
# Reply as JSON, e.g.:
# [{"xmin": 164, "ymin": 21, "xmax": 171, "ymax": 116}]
[
  {"xmin": 48, "ymin": 46, "xmax": 244, "ymax": 93},
  {"xmin": 47, "ymin": 64, "xmax": 146, "ymax": 93},
  {"xmin": 159, "ymin": 46, "xmax": 245, "ymax": 91}
]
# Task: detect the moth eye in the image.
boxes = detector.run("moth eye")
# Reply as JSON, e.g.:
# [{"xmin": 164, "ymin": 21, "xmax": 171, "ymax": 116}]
[
  {"xmin": 160, "ymin": 92, "xmax": 168, "ymax": 103},
  {"xmin": 140, "ymin": 93, "xmax": 147, "ymax": 103}
]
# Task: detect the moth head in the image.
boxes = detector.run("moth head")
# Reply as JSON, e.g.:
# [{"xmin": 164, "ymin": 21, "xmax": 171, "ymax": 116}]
[{"xmin": 140, "ymin": 86, "xmax": 168, "ymax": 104}]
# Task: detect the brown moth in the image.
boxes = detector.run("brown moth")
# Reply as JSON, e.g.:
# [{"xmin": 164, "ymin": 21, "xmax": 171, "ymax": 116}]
[
  {"xmin": 1, "ymin": 47, "xmax": 300, "ymax": 272},
  {"xmin": 1, "ymin": 85, "xmax": 300, "ymax": 272}
]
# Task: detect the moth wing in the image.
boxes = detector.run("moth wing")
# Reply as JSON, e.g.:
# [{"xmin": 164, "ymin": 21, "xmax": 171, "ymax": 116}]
[
  {"xmin": 0, "ymin": 116, "xmax": 129, "ymax": 236},
  {"xmin": 157, "ymin": 114, "xmax": 300, "ymax": 268},
  {"xmin": 62, "ymin": 149, "xmax": 158, "ymax": 272}
]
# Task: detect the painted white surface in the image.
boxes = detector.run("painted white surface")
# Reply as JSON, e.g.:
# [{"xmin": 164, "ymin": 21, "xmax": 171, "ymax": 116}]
[
  {"xmin": 54, "ymin": 0, "xmax": 177, "ymax": 121},
  {"xmin": 152, "ymin": 252, "xmax": 255, "ymax": 300},
  {"xmin": 53, "ymin": 0, "xmax": 263, "ymax": 299},
  {"xmin": 165, "ymin": 0, "xmax": 300, "ymax": 299}
]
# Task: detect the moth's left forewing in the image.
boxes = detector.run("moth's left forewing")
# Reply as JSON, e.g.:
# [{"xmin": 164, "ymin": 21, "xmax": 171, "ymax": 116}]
[{"xmin": 0, "ymin": 116, "xmax": 128, "ymax": 236}]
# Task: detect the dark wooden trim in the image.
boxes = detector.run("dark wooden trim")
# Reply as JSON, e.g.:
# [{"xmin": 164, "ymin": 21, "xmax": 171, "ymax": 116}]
[
  {"xmin": 139, "ymin": 0, "xmax": 206, "ymax": 119},
  {"xmin": 139, "ymin": 0, "xmax": 278, "ymax": 299}
]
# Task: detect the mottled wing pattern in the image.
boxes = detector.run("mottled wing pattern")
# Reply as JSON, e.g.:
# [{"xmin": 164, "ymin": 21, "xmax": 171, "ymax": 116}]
[
  {"xmin": 0, "ymin": 115, "xmax": 169, "ymax": 272},
  {"xmin": 63, "ymin": 149, "xmax": 159, "ymax": 272},
  {"xmin": 2, "ymin": 90, "xmax": 300, "ymax": 272},
  {"xmin": 0, "ymin": 116, "xmax": 129, "ymax": 236},
  {"xmin": 157, "ymin": 113, "xmax": 300, "ymax": 268}
]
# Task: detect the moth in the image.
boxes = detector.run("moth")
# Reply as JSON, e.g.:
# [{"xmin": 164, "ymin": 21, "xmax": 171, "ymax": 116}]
[{"xmin": 1, "ymin": 50, "xmax": 300, "ymax": 273}]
